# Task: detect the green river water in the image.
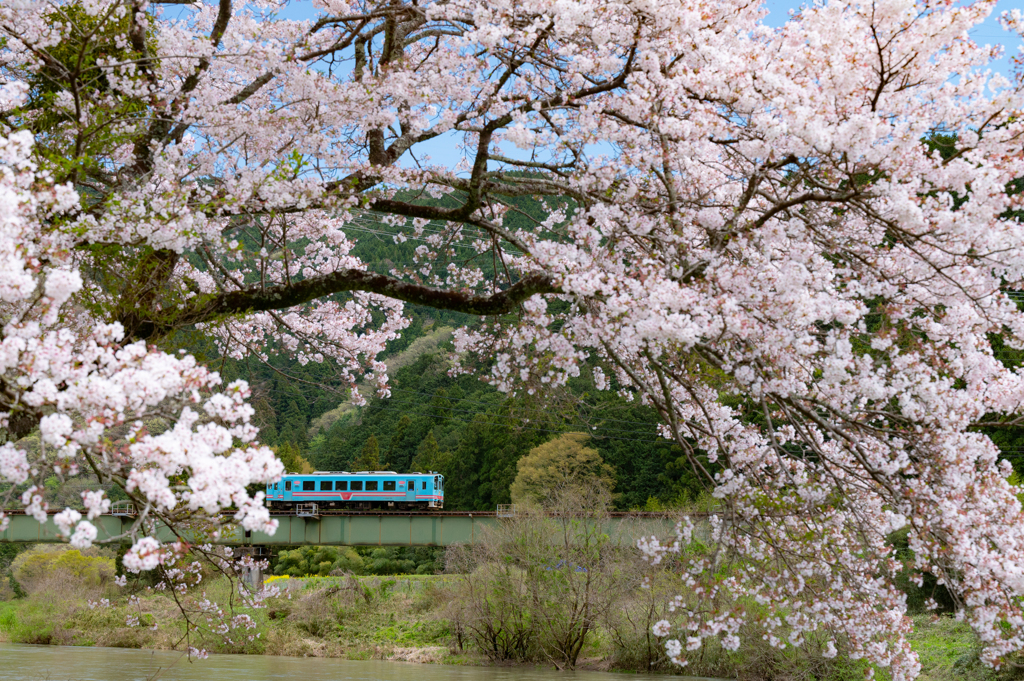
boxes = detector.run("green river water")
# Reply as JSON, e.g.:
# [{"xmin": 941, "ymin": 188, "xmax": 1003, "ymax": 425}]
[{"xmin": 0, "ymin": 644, "xmax": 722, "ymax": 681}]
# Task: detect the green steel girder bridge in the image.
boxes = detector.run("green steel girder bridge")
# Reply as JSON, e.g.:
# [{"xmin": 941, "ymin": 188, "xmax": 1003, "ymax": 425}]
[{"xmin": 0, "ymin": 510, "xmax": 678, "ymax": 548}]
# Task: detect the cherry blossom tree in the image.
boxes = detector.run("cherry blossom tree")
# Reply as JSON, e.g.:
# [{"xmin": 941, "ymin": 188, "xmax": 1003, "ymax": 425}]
[
  {"xmin": 2, "ymin": 0, "xmax": 1024, "ymax": 675},
  {"xmin": 0, "ymin": 104, "xmax": 282, "ymax": 555},
  {"xmin": 0, "ymin": 98, "xmax": 282, "ymax": 651}
]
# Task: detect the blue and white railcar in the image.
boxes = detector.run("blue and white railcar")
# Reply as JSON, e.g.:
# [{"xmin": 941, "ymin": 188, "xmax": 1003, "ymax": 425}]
[{"xmin": 265, "ymin": 471, "xmax": 444, "ymax": 511}]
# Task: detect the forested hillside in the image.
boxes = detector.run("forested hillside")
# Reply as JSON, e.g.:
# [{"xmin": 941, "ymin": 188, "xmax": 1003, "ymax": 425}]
[
  {"xmin": 194, "ymin": 183, "xmax": 1024, "ymax": 513},
  {"xmin": 174, "ymin": 190, "xmax": 700, "ymax": 512},
  {"xmin": 0, "ymin": 186, "xmax": 690, "ymax": 513},
  {"xmin": 200, "ymin": 307, "xmax": 701, "ymax": 512},
  {"xmin": 308, "ymin": 349, "xmax": 702, "ymax": 511}
]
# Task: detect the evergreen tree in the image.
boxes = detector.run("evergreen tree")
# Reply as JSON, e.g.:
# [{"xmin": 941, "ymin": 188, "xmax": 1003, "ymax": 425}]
[
  {"xmin": 410, "ymin": 429, "xmax": 450, "ymax": 474},
  {"xmin": 386, "ymin": 414, "xmax": 411, "ymax": 468},
  {"xmin": 278, "ymin": 395, "xmax": 309, "ymax": 448},
  {"xmin": 351, "ymin": 434, "xmax": 381, "ymax": 471},
  {"xmin": 429, "ymin": 388, "xmax": 452, "ymax": 424},
  {"xmin": 273, "ymin": 442, "xmax": 309, "ymax": 473}
]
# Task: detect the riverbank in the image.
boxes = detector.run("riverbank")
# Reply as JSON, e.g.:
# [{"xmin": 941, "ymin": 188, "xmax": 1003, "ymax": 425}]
[
  {"xmin": 0, "ymin": 575, "xmax": 468, "ymax": 663},
  {"xmin": 0, "ymin": 573, "xmax": 1010, "ymax": 680}
]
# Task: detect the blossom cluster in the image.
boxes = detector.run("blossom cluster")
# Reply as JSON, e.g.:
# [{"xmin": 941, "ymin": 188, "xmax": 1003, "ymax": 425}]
[{"xmin": 0, "ymin": 104, "xmax": 282, "ymax": 560}]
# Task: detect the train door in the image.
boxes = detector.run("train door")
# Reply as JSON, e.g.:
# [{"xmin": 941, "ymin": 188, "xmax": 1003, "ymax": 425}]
[{"xmin": 406, "ymin": 479, "xmax": 417, "ymax": 502}]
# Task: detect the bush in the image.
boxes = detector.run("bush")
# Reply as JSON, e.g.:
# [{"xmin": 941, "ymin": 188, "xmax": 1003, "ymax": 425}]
[
  {"xmin": 11, "ymin": 545, "xmax": 115, "ymax": 596},
  {"xmin": 602, "ymin": 571, "xmax": 676, "ymax": 672},
  {"xmin": 272, "ymin": 545, "xmax": 444, "ymax": 577},
  {"xmin": 447, "ymin": 485, "xmax": 627, "ymax": 669},
  {"xmin": 0, "ymin": 595, "xmax": 74, "ymax": 645},
  {"xmin": 274, "ymin": 546, "xmax": 364, "ymax": 576},
  {"xmin": 362, "ymin": 548, "xmax": 416, "ymax": 575}
]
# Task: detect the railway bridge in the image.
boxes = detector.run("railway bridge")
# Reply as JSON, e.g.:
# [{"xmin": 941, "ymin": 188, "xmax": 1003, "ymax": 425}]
[{"xmin": 0, "ymin": 508, "xmax": 678, "ymax": 548}]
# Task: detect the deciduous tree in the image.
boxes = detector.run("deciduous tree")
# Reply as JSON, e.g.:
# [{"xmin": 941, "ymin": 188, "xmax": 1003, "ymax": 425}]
[
  {"xmin": 2, "ymin": 0, "xmax": 1024, "ymax": 674},
  {"xmin": 510, "ymin": 433, "xmax": 615, "ymax": 506}
]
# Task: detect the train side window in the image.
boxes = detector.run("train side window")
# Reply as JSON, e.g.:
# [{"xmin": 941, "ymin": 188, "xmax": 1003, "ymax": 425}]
[
  {"xmin": 285, "ymin": 481, "xmax": 291, "ymax": 491},
  {"xmin": 320, "ymin": 481, "xmax": 333, "ymax": 491},
  {"xmin": 351, "ymin": 481, "xmax": 363, "ymax": 491},
  {"xmin": 366, "ymin": 481, "xmax": 379, "ymax": 491},
  {"xmin": 337, "ymin": 481, "xmax": 348, "ymax": 491},
  {"xmin": 302, "ymin": 481, "xmax": 315, "ymax": 491},
  {"xmin": 383, "ymin": 480, "xmax": 395, "ymax": 491},
  {"xmin": 422, "ymin": 481, "xmax": 427, "ymax": 490},
  {"xmin": 407, "ymin": 480, "xmax": 415, "ymax": 492}
]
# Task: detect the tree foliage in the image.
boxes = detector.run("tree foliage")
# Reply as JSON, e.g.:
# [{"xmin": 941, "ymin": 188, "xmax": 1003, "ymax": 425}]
[
  {"xmin": 272, "ymin": 545, "xmax": 442, "ymax": 576},
  {"xmin": 351, "ymin": 434, "xmax": 381, "ymax": 471},
  {"xmin": 273, "ymin": 442, "xmax": 311, "ymax": 475},
  {"xmin": 11, "ymin": 546, "xmax": 115, "ymax": 595},
  {"xmin": 274, "ymin": 546, "xmax": 364, "ymax": 577},
  {"xmin": 509, "ymin": 433, "xmax": 615, "ymax": 506},
  {"xmin": 409, "ymin": 430, "xmax": 449, "ymax": 474}
]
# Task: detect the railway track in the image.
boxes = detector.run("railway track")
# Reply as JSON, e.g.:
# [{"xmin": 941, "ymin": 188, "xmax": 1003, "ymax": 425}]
[{"xmin": 1, "ymin": 508, "xmax": 679, "ymax": 519}]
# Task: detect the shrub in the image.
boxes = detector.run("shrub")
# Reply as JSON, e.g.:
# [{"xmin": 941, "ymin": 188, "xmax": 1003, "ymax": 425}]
[
  {"xmin": 274, "ymin": 546, "xmax": 364, "ymax": 576},
  {"xmin": 11, "ymin": 545, "xmax": 115, "ymax": 596},
  {"xmin": 272, "ymin": 545, "xmax": 443, "ymax": 577},
  {"xmin": 447, "ymin": 485, "xmax": 626, "ymax": 668}
]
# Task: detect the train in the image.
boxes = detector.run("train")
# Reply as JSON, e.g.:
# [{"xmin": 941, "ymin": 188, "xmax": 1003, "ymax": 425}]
[{"xmin": 265, "ymin": 471, "xmax": 444, "ymax": 512}]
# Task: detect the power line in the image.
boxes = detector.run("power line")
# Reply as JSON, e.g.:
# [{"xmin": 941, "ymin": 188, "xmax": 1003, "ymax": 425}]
[
  {"xmin": 347, "ymin": 401, "xmax": 672, "ymax": 444},
  {"xmin": 377, "ymin": 395, "xmax": 663, "ymax": 439},
  {"xmin": 387, "ymin": 386, "xmax": 668, "ymax": 429}
]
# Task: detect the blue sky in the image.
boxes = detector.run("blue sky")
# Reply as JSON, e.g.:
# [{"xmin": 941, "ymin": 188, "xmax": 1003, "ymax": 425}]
[{"xmin": 272, "ymin": 0, "xmax": 1020, "ymax": 75}]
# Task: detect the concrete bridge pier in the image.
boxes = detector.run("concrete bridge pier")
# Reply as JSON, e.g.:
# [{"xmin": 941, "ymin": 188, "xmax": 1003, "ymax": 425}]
[{"xmin": 239, "ymin": 563, "xmax": 264, "ymax": 591}]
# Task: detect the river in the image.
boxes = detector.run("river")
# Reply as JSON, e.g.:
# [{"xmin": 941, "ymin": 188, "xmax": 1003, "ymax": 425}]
[{"xmin": 0, "ymin": 644, "xmax": 721, "ymax": 681}]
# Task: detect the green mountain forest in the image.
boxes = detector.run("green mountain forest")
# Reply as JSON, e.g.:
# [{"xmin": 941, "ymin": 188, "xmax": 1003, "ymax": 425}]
[
  {"xmin": 173, "ymin": 185, "xmax": 1024, "ymax": 514},
  {"xmin": 16, "ymin": 185, "xmax": 1024, "ymax": 514},
  {"xmin": 164, "ymin": 190, "xmax": 703, "ymax": 512}
]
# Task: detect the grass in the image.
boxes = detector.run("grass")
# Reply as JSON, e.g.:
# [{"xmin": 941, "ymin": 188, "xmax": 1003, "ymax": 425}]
[
  {"xmin": 907, "ymin": 615, "xmax": 1008, "ymax": 681},
  {"xmin": 0, "ymin": 574, "xmax": 462, "ymax": 662}
]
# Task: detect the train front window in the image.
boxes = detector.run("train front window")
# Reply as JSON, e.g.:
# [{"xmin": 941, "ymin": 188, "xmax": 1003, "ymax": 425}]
[
  {"xmin": 302, "ymin": 481, "xmax": 315, "ymax": 491},
  {"xmin": 337, "ymin": 481, "xmax": 348, "ymax": 491},
  {"xmin": 320, "ymin": 481, "xmax": 332, "ymax": 491},
  {"xmin": 273, "ymin": 483, "xmax": 278, "ymax": 490}
]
